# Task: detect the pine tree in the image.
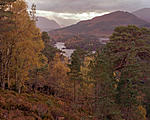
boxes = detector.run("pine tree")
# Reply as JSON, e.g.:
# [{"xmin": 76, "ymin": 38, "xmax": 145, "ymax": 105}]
[
  {"xmin": 90, "ymin": 51, "xmax": 121, "ymax": 119},
  {"xmin": 41, "ymin": 31, "xmax": 59, "ymax": 63},
  {"xmin": 68, "ymin": 49, "xmax": 85, "ymax": 103},
  {"xmin": 103, "ymin": 25, "xmax": 150, "ymax": 119}
]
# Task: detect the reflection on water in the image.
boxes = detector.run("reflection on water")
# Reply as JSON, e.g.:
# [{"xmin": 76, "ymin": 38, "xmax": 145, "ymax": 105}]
[
  {"xmin": 99, "ymin": 38, "xmax": 109, "ymax": 44},
  {"xmin": 54, "ymin": 42, "xmax": 75, "ymax": 58}
]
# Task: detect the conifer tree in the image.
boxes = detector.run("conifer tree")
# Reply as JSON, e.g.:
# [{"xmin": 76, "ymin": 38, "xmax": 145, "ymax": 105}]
[
  {"xmin": 90, "ymin": 51, "xmax": 121, "ymax": 119},
  {"xmin": 68, "ymin": 49, "xmax": 85, "ymax": 103},
  {"xmin": 103, "ymin": 25, "xmax": 150, "ymax": 119},
  {"xmin": 41, "ymin": 31, "xmax": 59, "ymax": 63}
]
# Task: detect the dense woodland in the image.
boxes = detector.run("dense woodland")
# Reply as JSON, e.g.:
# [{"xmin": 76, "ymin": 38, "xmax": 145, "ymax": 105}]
[{"xmin": 0, "ymin": 0, "xmax": 150, "ymax": 120}]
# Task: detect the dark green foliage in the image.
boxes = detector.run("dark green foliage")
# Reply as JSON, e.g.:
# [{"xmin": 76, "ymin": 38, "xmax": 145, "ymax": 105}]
[
  {"xmin": 116, "ymin": 64, "xmax": 142, "ymax": 106},
  {"xmin": 42, "ymin": 45, "xmax": 59, "ymax": 63},
  {"xmin": 69, "ymin": 48, "xmax": 86, "ymax": 78},
  {"xmin": 41, "ymin": 31, "xmax": 50, "ymax": 44},
  {"xmin": 41, "ymin": 32, "xmax": 59, "ymax": 62},
  {"xmin": 90, "ymin": 51, "xmax": 121, "ymax": 119},
  {"xmin": 102, "ymin": 25, "xmax": 150, "ymax": 119},
  {"xmin": 88, "ymin": 25, "xmax": 150, "ymax": 119},
  {"xmin": 68, "ymin": 49, "xmax": 86, "ymax": 103}
]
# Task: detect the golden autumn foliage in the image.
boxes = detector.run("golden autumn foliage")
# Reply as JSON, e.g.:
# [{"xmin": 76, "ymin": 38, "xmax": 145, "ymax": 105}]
[
  {"xmin": 80, "ymin": 57, "xmax": 95, "ymax": 98},
  {"xmin": 138, "ymin": 106, "xmax": 147, "ymax": 120},
  {"xmin": 49, "ymin": 53, "xmax": 70, "ymax": 85},
  {"xmin": 1, "ymin": 1, "xmax": 150, "ymax": 119},
  {"xmin": 9, "ymin": 0, "xmax": 46, "ymax": 93},
  {"xmin": 48, "ymin": 53, "xmax": 71, "ymax": 97},
  {"xmin": 0, "ymin": 0, "xmax": 46, "ymax": 93}
]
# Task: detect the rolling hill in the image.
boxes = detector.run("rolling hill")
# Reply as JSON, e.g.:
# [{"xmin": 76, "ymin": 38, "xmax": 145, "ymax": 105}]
[
  {"xmin": 36, "ymin": 17, "xmax": 60, "ymax": 32},
  {"xmin": 49, "ymin": 11, "xmax": 150, "ymax": 41},
  {"xmin": 133, "ymin": 8, "xmax": 150, "ymax": 23}
]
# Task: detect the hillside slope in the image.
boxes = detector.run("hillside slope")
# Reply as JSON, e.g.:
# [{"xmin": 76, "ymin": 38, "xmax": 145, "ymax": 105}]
[
  {"xmin": 49, "ymin": 11, "xmax": 150, "ymax": 41},
  {"xmin": 0, "ymin": 90, "xmax": 82, "ymax": 120},
  {"xmin": 36, "ymin": 17, "xmax": 60, "ymax": 32},
  {"xmin": 133, "ymin": 8, "xmax": 150, "ymax": 23}
]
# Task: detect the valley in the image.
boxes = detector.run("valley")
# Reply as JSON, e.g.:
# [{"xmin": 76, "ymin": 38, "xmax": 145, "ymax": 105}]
[{"xmin": 48, "ymin": 11, "xmax": 150, "ymax": 53}]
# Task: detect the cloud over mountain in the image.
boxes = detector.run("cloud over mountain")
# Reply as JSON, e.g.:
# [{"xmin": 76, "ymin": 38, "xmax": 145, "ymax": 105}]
[
  {"xmin": 26, "ymin": 0, "xmax": 150, "ymax": 26},
  {"xmin": 26, "ymin": 0, "xmax": 150, "ymax": 13}
]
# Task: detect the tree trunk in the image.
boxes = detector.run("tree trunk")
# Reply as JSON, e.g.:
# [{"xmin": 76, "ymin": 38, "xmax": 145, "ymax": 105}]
[
  {"xmin": 15, "ymin": 72, "xmax": 18, "ymax": 91},
  {"xmin": 7, "ymin": 69, "xmax": 10, "ymax": 89},
  {"xmin": 18, "ymin": 86, "xmax": 21, "ymax": 94},
  {"xmin": 2, "ymin": 81, "xmax": 5, "ymax": 90},
  {"xmin": 74, "ymin": 79, "xmax": 76, "ymax": 103}
]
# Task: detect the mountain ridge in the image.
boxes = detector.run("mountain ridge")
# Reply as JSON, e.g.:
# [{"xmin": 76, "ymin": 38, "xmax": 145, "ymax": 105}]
[
  {"xmin": 49, "ymin": 11, "xmax": 150, "ymax": 41},
  {"xmin": 133, "ymin": 8, "xmax": 150, "ymax": 23},
  {"xmin": 36, "ymin": 17, "xmax": 61, "ymax": 32}
]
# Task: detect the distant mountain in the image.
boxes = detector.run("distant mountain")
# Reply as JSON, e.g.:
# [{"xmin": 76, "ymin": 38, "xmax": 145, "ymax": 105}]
[
  {"xmin": 49, "ymin": 11, "xmax": 150, "ymax": 41},
  {"xmin": 36, "ymin": 17, "xmax": 60, "ymax": 32},
  {"xmin": 133, "ymin": 8, "xmax": 150, "ymax": 23}
]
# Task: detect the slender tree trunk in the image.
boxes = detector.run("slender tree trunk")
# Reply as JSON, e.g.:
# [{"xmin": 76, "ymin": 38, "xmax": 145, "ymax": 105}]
[
  {"xmin": 16, "ymin": 74, "xmax": 22, "ymax": 94},
  {"xmin": 2, "ymin": 61, "xmax": 7, "ymax": 90},
  {"xmin": 94, "ymin": 82, "xmax": 97, "ymax": 113},
  {"xmin": 74, "ymin": 79, "xmax": 76, "ymax": 103},
  {"xmin": 7, "ymin": 47, "xmax": 12, "ymax": 89},
  {"xmin": 35, "ymin": 70, "xmax": 38, "ymax": 92},
  {"xmin": 15, "ymin": 72, "xmax": 18, "ymax": 91},
  {"xmin": 1, "ymin": 61, "xmax": 4, "ymax": 90},
  {"xmin": 2, "ymin": 81, "xmax": 5, "ymax": 90},
  {"xmin": 18, "ymin": 86, "xmax": 21, "ymax": 94},
  {"xmin": 0, "ymin": 60, "xmax": 3, "ymax": 88},
  {"xmin": 0, "ymin": 52, "xmax": 2, "ymax": 87},
  {"xmin": 7, "ymin": 69, "xmax": 10, "ymax": 89},
  {"xmin": 2, "ymin": 62, "xmax": 5, "ymax": 90},
  {"xmin": 1, "ymin": 64, "xmax": 4, "ymax": 89}
]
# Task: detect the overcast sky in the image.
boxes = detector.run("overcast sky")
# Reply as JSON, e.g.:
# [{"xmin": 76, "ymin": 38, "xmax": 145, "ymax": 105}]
[{"xmin": 25, "ymin": 0, "xmax": 150, "ymax": 26}]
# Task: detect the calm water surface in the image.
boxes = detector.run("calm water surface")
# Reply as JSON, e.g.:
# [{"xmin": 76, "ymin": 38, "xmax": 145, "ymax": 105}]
[{"xmin": 54, "ymin": 42, "xmax": 75, "ymax": 58}]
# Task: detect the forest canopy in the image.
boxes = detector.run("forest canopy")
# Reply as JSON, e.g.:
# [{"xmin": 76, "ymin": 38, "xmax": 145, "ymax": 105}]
[{"xmin": 0, "ymin": 0, "xmax": 150, "ymax": 120}]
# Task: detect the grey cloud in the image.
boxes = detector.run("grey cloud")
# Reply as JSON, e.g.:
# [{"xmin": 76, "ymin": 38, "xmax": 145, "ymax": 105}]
[
  {"xmin": 27, "ymin": 0, "xmax": 150, "ymax": 13},
  {"xmin": 26, "ymin": 0, "xmax": 150, "ymax": 26},
  {"xmin": 53, "ymin": 16, "xmax": 78, "ymax": 27}
]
